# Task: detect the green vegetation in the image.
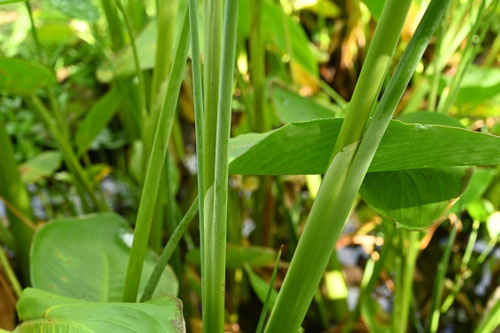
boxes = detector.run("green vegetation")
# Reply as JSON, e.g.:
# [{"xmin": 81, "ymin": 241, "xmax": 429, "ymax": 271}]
[{"xmin": 0, "ymin": 0, "xmax": 499, "ymax": 332}]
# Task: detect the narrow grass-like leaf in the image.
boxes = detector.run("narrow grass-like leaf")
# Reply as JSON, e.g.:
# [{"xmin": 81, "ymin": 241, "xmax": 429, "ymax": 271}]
[
  {"xmin": 256, "ymin": 247, "xmax": 282, "ymax": 333},
  {"xmin": 122, "ymin": 8, "xmax": 190, "ymax": 302},
  {"xmin": 20, "ymin": 151, "xmax": 62, "ymax": 184},
  {"xmin": 141, "ymin": 197, "xmax": 199, "ymax": 302}
]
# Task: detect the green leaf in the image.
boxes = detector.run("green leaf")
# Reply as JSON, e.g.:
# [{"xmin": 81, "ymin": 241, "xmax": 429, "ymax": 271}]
[
  {"xmin": 360, "ymin": 167, "xmax": 473, "ymax": 229},
  {"xmin": 30, "ymin": 213, "xmax": 178, "ymax": 302},
  {"xmin": 15, "ymin": 288, "xmax": 185, "ymax": 332},
  {"xmin": 456, "ymin": 65, "xmax": 500, "ymax": 105},
  {"xmin": 0, "ymin": 58, "xmax": 56, "ymax": 95},
  {"xmin": 46, "ymin": 0, "xmax": 99, "ymax": 22},
  {"xmin": 228, "ymin": 119, "xmax": 500, "ymax": 175},
  {"xmin": 271, "ymin": 84, "xmax": 338, "ymax": 123},
  {"xmin": 186, "ymin": 245, "xmax": 276, "ymax": 268},
  {"xmin": 75, "ymin": 86, "xmax": 123, "ymax": 156},
  {"xmin": 487, "ymin": 212, "xmax": 500, "ymax": 240},
  {"xmin": 19, "ymin": 151, "xmax": 62, "ymax": 184}
]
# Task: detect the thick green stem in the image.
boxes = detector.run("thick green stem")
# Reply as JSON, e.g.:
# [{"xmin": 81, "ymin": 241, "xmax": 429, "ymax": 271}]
[
  {"xmin": 203, "ymin": 0, "xmax": 239, "ymax": 331},
  {"xmin": 265, "ymin": 0, "xmax": 449, "ymax": 331},
  {"xmin": 121, "ymin": 9, "xmax": 190, "ymax": 302},
  {"xmin": 187, "ymin": 0, "xmax": 206, "ymax": 297}
]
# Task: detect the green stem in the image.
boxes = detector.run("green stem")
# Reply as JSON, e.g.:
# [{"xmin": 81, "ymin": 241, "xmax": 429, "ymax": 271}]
[
  {"xmin": 0, "ymin": 112, "xmax": 34, "ymax": 283},
  {"xmin": 395, "ymin": 231, "xmax": 420, "ymax": 333},
  {"xmin": 30, "ymin": 96, "xmax": 106, "ymax": 212},
  {"xmin": 187, "ymin": 0, "xmax": 206, "ymax": 296},
  {"xmin": 438, "ymin": 0, "xmax": 497, "ymax": 114},
  {"xmin": 329, "ymin": 0, "xmax": 412, "ymax": 161},
  {"xmin": 116, "ymin": 0, "xmax": 148, "ymax": 120},
  {"xmin": 141, "ymin": 197, "xmax": 199, "ymax": 301},
  {"xmin": 202, "ymin": 0, "xmax": 223, "ymax": 195},
  {"xmin": 121, "ymin": 9, "xmax": 190, "ymax": 302},
  {"xmin": 264, "ymin": 0, "xmax": 448, "ymax": 331},
  {"xmin": 100, "ymin": 0, "xmax": 125, "ymax": 51},
  {"xmin": 203, "ymin": 0, "xmax": 239, "ymax": 331},
  {"xmin": 428, "ymin": 223, "xmax": 457, "ymax": 333},
  {"xmin": 0, "ymin": 247, "xmax": 22, "ymax": 299}
]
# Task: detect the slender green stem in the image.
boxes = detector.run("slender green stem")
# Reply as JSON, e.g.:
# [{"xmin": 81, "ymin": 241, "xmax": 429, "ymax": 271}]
[
  {"xmin": 121, "ymin": 9, "xmax": 190, "ymax": 302},
  {"xmin": 116, "ymin": 0, "xmax": 148, "ymax": 120},
  {"xmin": 100, "ymin": 0, "xmax": 125, "ymax": 51},
  {"xmin": 250, "ymin": 0, "xmax": 266, "ymax": 133},
  {"xmin": 0, "ymin": 112, "xmax": 34, "ymax": 283},
  {"xmin": 30, "ymin": 96, "xmax": 107, "ymax": 212},
  {"xmin": 203, "ymin": 0, "xmax": 239, "ymax": 331},
  {"xmin": 429, "ymin": 20, "xmax": 444, "ymax": 111},
  {"xmin": 0, "ymin": 247, "xmax": 22, "ymax": 298},
  {"xmin": 319, "ymin": 80, "xmax": 348, "ymax": 108},
  {"xmin": 141, "ymin": 197, "xmax": 199, "ymax": 301},
  {"xmin": 395, "ymin": 231, "xmax": 420, "ymax": 333},
  {"xmin": 25, "ymin": 2, "xmax": 42, "ymax": 62},
  {"xmin": 483, "ymin": 32, "xmax": 500, "ymax": 66},
  {"xmin": 187, "ymin": 0, "xmax": 206, "ymax": 296},
  {"xmin": 428, "ymin": 223, "xmax": 457, "ymax": 333},
  {"xmin": 256, "ymin": 247, "xmax": 282, "ymax": 333},
  {"xmin": 438, "ymin": 0, "xmax": 497, "ymax": 114},
  {"xmin": 264, "ymin": 1, "xmax": 448, "ymax": 331}
]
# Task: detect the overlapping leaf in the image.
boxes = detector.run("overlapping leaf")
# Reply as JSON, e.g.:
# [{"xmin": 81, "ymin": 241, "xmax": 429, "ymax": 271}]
[
  {"xmin": 15, "ymin": 288, "xmax": 185, "ymax": 332},
  {"xmin": 31, "ymin": 213, "xmax": 178, "ymax": 302}
]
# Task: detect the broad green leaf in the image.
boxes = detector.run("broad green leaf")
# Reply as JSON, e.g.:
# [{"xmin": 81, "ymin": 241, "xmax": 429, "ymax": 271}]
[
  {"xmin": 97, "ymin": 20, "xmax": 157, "ymax": 81},
  {"xmin": 15, "ymin": 288, "xmax": 185, "ymax": 333},
  {"xmin": 186, "ymin": 245, "xmax": 276, "ymax": 268},
  {"xmin": 75, "ymin": 86, "xmax": 122, "ymax": 156},
  {"xmin": 238, "ymin": 0, "xmax": 318, "ymax": 76},
  {"xmin": 46, "ymin": 0, "xmax": 99, "ymax": 22},
  {"xmin": 31, "ymin": 213, "xmax": 178, "ymax": 302},
  {"xmin": 0, "ymin": 58, "xmax": 56, "ymax": 94},
  {"xmin": 228, "ymin": 119, "xmax": 500, "ymax": 175},
  {"xmin": 362, "ymin": 0, "xmax": 386, "ymax": 20},
  {"xmin": 271, "ymin": 84, "xmax": 338, "ymax": 123},
  {"xmin": 360, "ymin": 167, "xmax": 473, "ymax": 229},
  {"xmin": 19, "ymin": 151, "xmax": 62, "ymax": 184}
]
